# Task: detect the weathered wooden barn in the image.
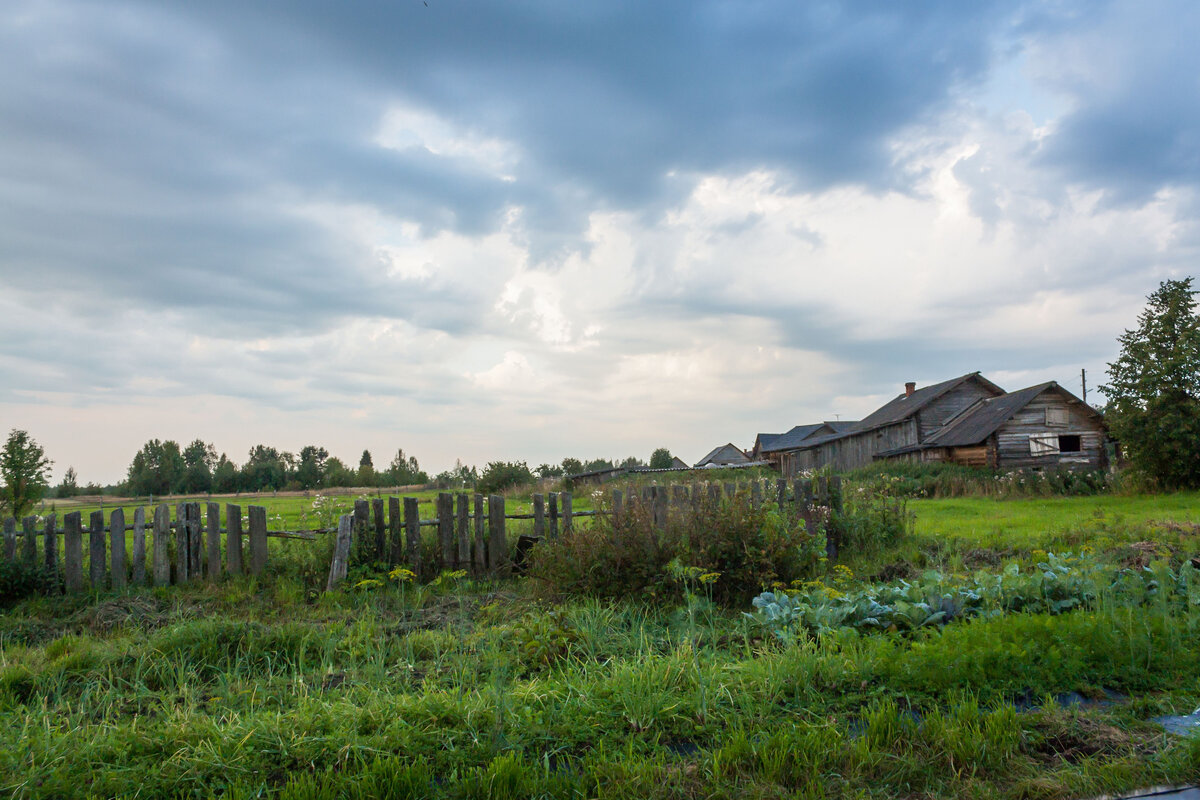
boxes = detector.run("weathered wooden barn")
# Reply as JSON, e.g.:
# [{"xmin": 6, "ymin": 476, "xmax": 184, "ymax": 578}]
[
  {"xmin": 776, "ymin": 373, "xmax": 1108, "ymax": 475},
  {"xmin": 755, "ymin": 421, "xmax": 856, "ymax": 472}
]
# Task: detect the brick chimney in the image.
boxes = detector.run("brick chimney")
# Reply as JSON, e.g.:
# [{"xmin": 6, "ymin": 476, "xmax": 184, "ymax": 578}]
[{"xmin": 905, "ymin": 381, "xmax": 916, "ymax": 397}]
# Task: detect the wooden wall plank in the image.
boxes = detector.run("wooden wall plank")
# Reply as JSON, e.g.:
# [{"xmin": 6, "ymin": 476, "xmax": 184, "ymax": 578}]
[
  {"xmin": 110, "ymin": 508, "xmax": 126, "ymax": 590},
  {"xmin": 174, "ymin": 503, "xmax": 189, "ymax": 582}
]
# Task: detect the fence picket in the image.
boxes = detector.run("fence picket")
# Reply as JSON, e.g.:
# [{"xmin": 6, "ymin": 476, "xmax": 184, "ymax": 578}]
[
  {"xmin": 533, "ymin": 494, "xmax": 545, "ymax": 539},
  {"xmin": 226, "ymin": 504, "xmax": 243, "ymax": 575},
  {"xmin": 22, "ymin": 516, "xmax": 37, "ymax": 565},
  {"xmin": 456, "ymin": 493, "xmax": 470, "ymax": 570},
  {"xmin": 187, "ymin": 502, "xmax": 202, "ymax": 580},
  {"xmin": 175, "ymin": 503, "xmax": 189, "ymax": 582},
  {"xmin": 437, "ymin": 493, "xmax": 453, "ymax": 571},
  {"xmin": 152, "ymin": 505, "xmax": 170, "ymax": 586},
  {"xmin": 404, "ymin": 497, "xmax": 421, "ymax": 575},
  {"xmin": 88, "ymin": 511, "xmax": 106, "ymax": 590},
  {"xmin": 488, "ymin": 495, "xmax": 507, "ymax": 576},
  {"xmin": 206, "ymin": 503, "xmax": 221, "ymax": 578},
  {"xmin": 372, "ymin": 498, "xmax": 386, "ymax": 562},
  {"xmin": 326, "ymin": 514, "xmax": 353, "ymax": 590},
  {"xmin": 64, "ymin": 512, "xmax": 83, "ymax": 591},
  {"xmin": 548, "ymin": 493, "xmax": 559, "ymax": 539},
  {"xmin": 562, "ymin": 493, "xmax": 573, "ymax": 534},
  {"xmin": 473, "ymin": 494, "xmax": 486, "ymax": 574},
  {"xmin": 249, "ymin": 506, "xmax": 268, "ymax": 575},
  {"xmin": 110, "ymin": 508, "xmax": 126, "ymax": 590},
  {"xmin": 132, "ymin": 508, "xmax": 145, "ymax": 585},
  {"xmin": 388, "ymin": 497, "xmax": 402, "ymax": 566}
]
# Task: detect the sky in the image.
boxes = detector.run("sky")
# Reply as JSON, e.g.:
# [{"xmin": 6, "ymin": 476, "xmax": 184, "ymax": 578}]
[{"xmin": 3, "ymin": 0, "xmax": 1199, "ymax": 485}]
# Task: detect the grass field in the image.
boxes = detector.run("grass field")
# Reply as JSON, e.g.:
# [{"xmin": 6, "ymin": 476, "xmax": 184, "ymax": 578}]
[{"xmin": 1, "ymin": 490, "xmax": 1198, "ymax": 798}]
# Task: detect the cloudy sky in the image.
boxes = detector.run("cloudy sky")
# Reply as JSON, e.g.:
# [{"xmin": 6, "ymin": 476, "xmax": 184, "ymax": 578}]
[{"xmin": 3, "ymin": 0, "xmax": 1198, "ymax": 484}]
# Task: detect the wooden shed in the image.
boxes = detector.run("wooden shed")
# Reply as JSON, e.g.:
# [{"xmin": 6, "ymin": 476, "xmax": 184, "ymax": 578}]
[{"xmin": 695, "ymin": 443, "xmax": 751, "ymax": 468}]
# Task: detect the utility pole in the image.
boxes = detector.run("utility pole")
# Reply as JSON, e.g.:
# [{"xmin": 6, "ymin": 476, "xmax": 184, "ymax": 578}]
[{"xmin": 1081, "ymin": 368, "xmax": 1087, "ymax": 404}]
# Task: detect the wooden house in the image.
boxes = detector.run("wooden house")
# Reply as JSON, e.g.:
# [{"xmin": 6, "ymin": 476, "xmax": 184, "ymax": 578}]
[
  {"xmin": 757, "ymin": 421, "xmax": 856, "ymax": 473},
  {"xmin": 876, "ymin": 381, "xmax": 1107, "ymax": 469},
  {"xmin": 695, "ymin": 443, "xmax": 751, "ymax": 468},
  {"xmin": 780, "ymin": 373, "xmax": 1108, "ymax": 475}
]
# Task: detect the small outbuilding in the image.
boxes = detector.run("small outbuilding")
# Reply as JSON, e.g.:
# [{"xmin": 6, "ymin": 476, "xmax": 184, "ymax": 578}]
[{"xmin": 695, "ymin": 443, "xmax": 751, "ymax": 468}]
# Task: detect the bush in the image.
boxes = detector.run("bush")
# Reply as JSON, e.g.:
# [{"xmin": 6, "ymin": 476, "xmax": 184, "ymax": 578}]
[
  {"xmin": 842, "ymin": 462, "xmax": 1110, "ymax": 499},
  {"xmin": 477, "ymin": 461, "xmax": 535, "ymax": 494},
  {"xmin": 0, "ymin": 560, "xmax": 59, "ymax": 603},
  {"xmin": 528, "ymin": 492, "xmax": 826, "ymax": 605}
]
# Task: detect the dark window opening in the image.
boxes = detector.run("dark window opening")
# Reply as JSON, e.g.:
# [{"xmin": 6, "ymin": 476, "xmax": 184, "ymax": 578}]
[{"xmin": 1058, "ymin": 435, "xmax": 1082, "ymax": 453}]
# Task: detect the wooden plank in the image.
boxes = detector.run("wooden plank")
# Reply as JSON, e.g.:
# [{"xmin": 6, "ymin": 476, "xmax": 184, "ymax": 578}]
[
  {"xmin": 44, "ymin": 514, "xmax": 57, "ymax": 573},
  {"xmin": 473, "ymin": 494, "xmax": 486, "ymax": 574},
  {"xmin": 64, "ymin": 512, "xmax": 83, "ymax": 592},
  {"xmin": 652, "ymin": 489, "xmax": 667, "ymax": 529},
  {"xmin": 724, "ymin": 482, "xmax": 736, "ymax": 498},
  {"xmin": 2, "ymin": 518, "xmax": 14, "ymax": 561},
  {"xmin": 708, "ymin": 484, "xmax": 721, "ymax": 502},
  {"xmin": 131, "ymin": 508, "xmax": 144, "ymax": 585},
  {"xmin": 561, "ymin": 493, "xmax": 573, "ymax": 534},
  {"xmin": 248, "ymin": 506, "xmax": 268, "ymax": 575},
  {"xmin": 488, "ymin": 495, "xmax": 508, "ymax": 576},
  {"xmin": 456, "ymin": 493, "xmax": 470, "ymax": 569},
  {"xmin": 611, "ymin": 489, "xmax": 623, "ymax": 518},
  {"xmin": 88, "ymin": 511, "xmax": 106, "ymax": 590},
  {"xmin": 326, "ymin": 514, "xmax": 354, "ymax": 591},
  {"xmin": 206, "ymin": 503, "xmax": 221, "ymax": 579},
  {"xmin": 533, "ymin": 494, "xmax": 545, "ymax": 538},
  {"xmin": 437, "ymin": 492, "xmax": 454, "ymax": 571},
  {"xmin": 672, "ymin": 485, "xmax": 688, "ymax": 505},
  {"xmin": 372, "ymin": 498, "xmax": 386, "ymax": 561},
  {"xmin": 152, "ymin": 505, "xmax": 170, "ymax": 586},
  {"xmin": 404, "ymin": 497, "xmax": 421, "ymax": 575},
  {"xmin": 22, "ymin": 516, "xmax": 37, "ymax": 565},
  {"xmin": 548, "ymin": 493, "xmax": 559, "ymax": 539},
  {"xmin": 110, "ymin": 508, "xmax": 126, "ymax": 590},
  {"xmin": 175, "ymin": 503, "xmax": 189, "ymax": 582},
  {"xmin": 187, "ymin": 502, "xmax": 202, "ymax": 580},
  {"xmin": 388, "ymin": 497, "xmax": 402, "ymax": 566},
  {"xmin": 751, "ymin": 480, "xmax": 762, "ymax": 510},
  {"xmin": 226, "ymin": 504, "xmax": 243, "ymax": 575}
]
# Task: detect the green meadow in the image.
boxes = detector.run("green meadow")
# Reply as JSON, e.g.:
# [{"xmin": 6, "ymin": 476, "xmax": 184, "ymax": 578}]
[{"xmin": 1, "ymin": 486, "xmax": 1199, "ymax": 799}]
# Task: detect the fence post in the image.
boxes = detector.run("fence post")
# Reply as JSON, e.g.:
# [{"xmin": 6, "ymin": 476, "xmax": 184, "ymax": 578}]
[
  {"xmin": 2, "ymin": 518, "xmax": 13, "ymax": 561},
  {"xmin": 248, "ymin": 506, "xmax": 268, "ymax": 575},
  {"xmin": 388, "ymin": 497, "xmax": 403, "ymax": 567},
  {"xmin": 708, "ymin": 484, "xmax": 721, "ymax": 502},
  {"xmin": 64, "ymin": 512, "xmax": 83, "ymax": 592},
  {"xmin": 533, "ymin": 494, "xmax": 545, "ymax": 538},
  {"xmin": 174, "ymin": 503, "xmax": 188, "ymax": 582},
  {"xmin": 353, "ymin": 500, "xmax": 369, "ymax": 563},
  {"xmin": 404, "ymin": 497, "xmax": 421, "ymax": 576},
  {"xmin": 652, "ymin": 488, "xmax": 668, "ymax": 530},
  {"xmin": 456, "ymin": 493, "xmax": 470, "ymax": 569},
  {"xmin": 226, "ymin": 504, "xmax": 243, "ymax": 575},
  {"xmin": 751, "ymin": 481, "xmax": 762, "ymax": 510},
  {"xmin": 488, "ymin": 495, "xmax": 508, "ymax": 576},
  {"xmin": 132, "ymin": 508, "xmax": 145, "ymax": 585},
  {"xmin": 372, "ymin": 498, "xmax": 386, "ymax": 561},
  {"xmin": 206, "ymin": 503, "xmax": 221, "ymax": 579},
  {"xmin": 326, "ymin": 514, "xmax": 353, "ymax": 591},
  {"xmin": 187, "ymin": 502, "xmax": 202, "ymax": 580},
  {"xmin": 110, "ymin": 508, "xmax": 126, "ymax": 590},
  {"xmin": 724, "ymin": 482, "xmax": 736, "ymax": 499},
  {"xmin": 473, "ymin": 494, "xmax": 486, "ymax": 575},
  {"xmin": 437, "ymin": 492, "xmax": 454, "ymax": 571},
  {"xmin": 561, "ymin": 493, "xmax": 573, "ymax": 534},
  {"xmin": 611, "ymin": 489, "xmax": 623, "ymax": 518},
  {"xmin": 776, "ymin": 479, "xmax": 786, "ymax": 508},
  {"xmin": 152, "ymin": 505, "xmax": 170, "ymax": 586},
  {"xmin": 672, "ymin": 484, "xmax": 688, "ymax": 506},
  {"xmin": 88, "ymin": 511, "xmax": 106, "ymax": 590},
  {"xmin": 548, "ymin": 492, "xmax": 559, "ymax": 539},
  {"xmin": 43, "ymin": 513, "xmax": 57, "ymax": 573},
  {"xmin": 22, "ymin": 516, "xmax": 37, "ymax": 565}
]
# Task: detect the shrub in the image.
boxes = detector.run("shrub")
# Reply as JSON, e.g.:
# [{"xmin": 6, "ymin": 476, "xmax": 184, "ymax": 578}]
[
  {"xmin": 0, "ymin": 560, "xmax": 59, "ymax": 603},
  {"xmin": 477, "ymin": 461, "xmax": 535, "ymax": 495},
  {"xmin": 842, "ymin": 462, "xmax": 1111, "ymax": 499}
]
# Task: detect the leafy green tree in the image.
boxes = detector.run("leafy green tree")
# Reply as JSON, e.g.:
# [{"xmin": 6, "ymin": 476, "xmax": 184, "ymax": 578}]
[
  {"xmin": 386, "ymin": 449, "xmax": 429, "ymax": 486},
  {"xmin": 323, "ymin": 457, "xmax": 355, "ymax": 488},
  {"xmin": 212, "ymin": 454, "xmax": 238, "ymax": 493},
  {"xmin": 296, "ymin": 445, "xmax": 328, "ymax": 489},
  {"xmin": 477, "ymin": 461, "xmax": 534, "ymax": 494},
  {"xmin": 55, "ymin": 466, "xmax": 79, "ymax": 499},
  {"xmin": 535, "ymin": 463, "xmax": 563, "ymax": 478},
  {"xmin": 240, "ymin": 445, "xmax": 286, "ymax": 491},
  {"xmin": 126, "ymin": 439, "xmax": 185, "ymax": 497},
  {"xmin": 620, "ymin": 456, "xmax": 645, "ymax": 468},
  {"xmin": 560, "ymin": 457, "xmax": 584, "ymax": 476},
  {"xmin": 649, "ymin": 448, "xmax": 674, "ymax": 469},
  {"xmin": 181, "ymin": 439, "xmax": 217, "ymax": 493},
  {"xmin": 0, "ymin": 430, "xmax": 53, "ymax": 518},
  {"xmin": 1100, "ymin": 277, "xmax": 1200, "ymax": 489}
]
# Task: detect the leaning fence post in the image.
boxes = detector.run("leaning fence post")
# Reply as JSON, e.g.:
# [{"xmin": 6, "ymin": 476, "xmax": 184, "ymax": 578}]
[
  {"xmin": 473, "ymin": 494, "xmax": 486, "ymax": 575},
  {"xmin": 326, "ymin": 514, "xmax": 353, "ymax": 591},
  {"xmin": 248, "ymin": 505, "xmax": 268, "ymax": 575},
  {"xmin": 226, "ymin": 504, "xmax": 243, "ymax": 575},
  {"xmin": 456, "ymin": 493, "xmax": 470, "ymax": 569},
  {"xmin": 64, "ymin": 512, "xmax": 83, "ymax": 592},
  {"xmin": 43, "ymin": 513, "xmax": 57, "ymax": 573},
  {"xmin": 206, "ymin": 503, "xmax": 221, "ymax": 579},
  {"xmin": 152, "ymin": 505, "xmax": 170, "ymax": 586},
  {"xmin": 404, "ymin": 497, "xmax": 421, "ymax": 576},
  {"xmin": 131, "ymin": 508, "xmax": 145, "ymax": 585},
  {"xmin": 88, "ymin": 511, "xmax": 106, "ymax": 590},
  {"xmin": 437, "ymin": 492, "xmax": 454, "ymax": 571},
  {"xmin": 548, "ymin": 492, "xmax": 559, "ymax": 539},
  {"xmin": 2, "ymin": 518, "xmax": 14, "ymax": 561},
  {"xmin": 388, "ymin": 497, "xmax": 403, "ymax": 567},
  {"xmin": 110, "ymin": 508, "xmax": 126, "ymax": 590},
  {"xmin": 488, "ymin": 495, "xmax": 508, "ymax": 576},
  {"xmin": 21, "ymin": 516, "xmax": 37, "ymax": 565}
]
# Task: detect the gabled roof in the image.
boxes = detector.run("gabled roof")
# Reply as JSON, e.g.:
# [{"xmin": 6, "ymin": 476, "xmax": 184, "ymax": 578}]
[
  {"xmin": 669, "ymin": 456, "xmax": 689, "ymax": 469},
  {"xmin": 852, "ymin": 372, "xmax": 1006, "ymax": 433},
  {"xmin": 761, "ymin": 424, "xmax": 827, "ymax": 453},
  {"xmin": 695, "ymin": 443, "xmax": 750, "ymax": 467}
]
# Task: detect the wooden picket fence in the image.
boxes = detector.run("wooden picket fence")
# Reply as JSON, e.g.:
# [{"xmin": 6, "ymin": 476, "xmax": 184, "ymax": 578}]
[
  {"xmin": 0, "ymin": 476, "xmax": 842, "ymax": 594},
  {"xmin": 324, "ymin": 476, "xmax": 843, "ymax": 590}
]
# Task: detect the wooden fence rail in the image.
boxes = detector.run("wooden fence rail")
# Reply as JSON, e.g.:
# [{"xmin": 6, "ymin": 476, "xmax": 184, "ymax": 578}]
[{"xmin": 2, "ymin": 477, "xmax": 841, "ymax": 594}]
